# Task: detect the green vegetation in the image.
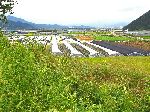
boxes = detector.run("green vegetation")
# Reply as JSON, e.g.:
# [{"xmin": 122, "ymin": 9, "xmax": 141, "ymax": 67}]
[
  {"xmin": 0, "ymin": 36, "xmax": 150, "ymax": 111},
  {"xmin": 25, "ymin": 32, "xmax": 35, "ymax": 37},
  {"xmin": 69, "ymin": 31, "xmax": 137, "ymax": 41},
  {"xmin": 69, "ymin": 31, "xmax": 111, "ymax": 35},
  {"xmin": 140, "ymin": 36, "xmax": 150, "ymax": 39},
  {"xmin": 94, "ymin": 35, "xmax": 136, "ymax": 41},
  {"xmin": 69, "ymin": 32, "xmax": 86, "ymax": 35}
]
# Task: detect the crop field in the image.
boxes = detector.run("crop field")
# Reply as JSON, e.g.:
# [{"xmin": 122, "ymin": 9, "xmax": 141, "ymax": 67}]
[
  {"xmin": 140, "ymin": 36, "xmax": 150, "ymax": 39},
  {"xmin": 0, "ymin": 36, "xmax": 150, "ymax": 111},
  {"xmin": 58, "ymin": 43, "xmax": 71, "ymax": 56},
  {"xmin": 83, "ymin": 42, "xmax": 109, "ymax": 56},
  {"xmin": 116, "ymin": 41, "xmax": 150, "ymax": 51},
  {"xmin": 94, "ymin": 35, "xmax": 136, "ymax": 41},
  {"xmin": 7, "ymin": 34, "xmax": 150, "ymax": 57},
  {"xmin": 70, "ymin": 43, "xmax": 90, "ymax": 57},
  {"xmin": 76, "ymin": 35, "xmax": 93, "ymax": 41},
  {"xmin": 92, "ymin": 41, "xmax": 150, "ymax": 56}
]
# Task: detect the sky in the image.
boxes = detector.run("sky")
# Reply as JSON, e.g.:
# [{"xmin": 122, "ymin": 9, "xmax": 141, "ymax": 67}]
[{"xmin": 11, "ymin": 0, "xmax": 150, "ymax": 26}]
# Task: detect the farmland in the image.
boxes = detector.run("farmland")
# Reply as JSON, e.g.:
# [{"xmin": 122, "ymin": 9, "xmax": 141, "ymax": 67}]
[
  {"xmin": 1, "ymin": 31, "xmax": 150, "ymax": 111},
  {"xmin": 94, "ymin": 35, "xmax": 136, "ymax": 41},
  {"xmin": 116, "ymin": 41, "xmax": 150, "ymax": 51},
  {"xmin": 6, "ymin": 33, "xmax": 150, "ymax": 57},
  {"xmin": 1, "ymin": 0, "xmax": 150, "ymax": 111},
  {"xmin": 140, "ymin": 36, "xmax": 150, "ymax": 39}
]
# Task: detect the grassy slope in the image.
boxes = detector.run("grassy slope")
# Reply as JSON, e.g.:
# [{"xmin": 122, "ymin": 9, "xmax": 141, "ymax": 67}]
[
  {"xmin": 0, "ymin": 36, "xmax": 150, "ymax": 111},
  {"xmin": 82, "ymin": 56, "xmax": 150, "ymax": 75}
]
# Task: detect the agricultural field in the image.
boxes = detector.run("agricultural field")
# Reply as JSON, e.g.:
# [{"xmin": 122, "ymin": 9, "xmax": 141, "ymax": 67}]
[
  {"xmin": 6, "ymin": 34, "xmax": 150, "ymax": 57},
  {"xmin": 92, "ymin": 41, "xmax": 150, "ymax": 56},
  {"xmin": 0, "ymin": 36, "xmax": 150, "ymax": 111},
  {"xmin": 140, "ymin": 36, "xmax": 150, "ymax": 39},
  {"xmin": 94, "ymin": 35, "xmax": 136, "ymax": 41},
  {"xmin": 76, "ymin": 35, "xmax": 93, "ymax": 41},
  {"xmin": 116, "ymin": 41, "xmax": 150, "ymax": 52}
]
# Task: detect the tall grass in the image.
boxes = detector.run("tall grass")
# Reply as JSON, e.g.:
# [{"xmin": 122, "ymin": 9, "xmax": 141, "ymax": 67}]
[{"xmin": 0, "ymin": 36, "xmax": 150, "ymax": 111}]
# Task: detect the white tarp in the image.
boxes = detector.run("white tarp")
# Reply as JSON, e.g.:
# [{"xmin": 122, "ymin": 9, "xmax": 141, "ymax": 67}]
[
  {"xmin": 62, "ymin": 39, "xmax": 83, "ymax": 57},
  {"xmin": 68, "ymin": 38, "xmax": 99, "ymax": 57},
  {"xmin": 51, "ymin": 35, "xmax": 62, "ymax": 55}
]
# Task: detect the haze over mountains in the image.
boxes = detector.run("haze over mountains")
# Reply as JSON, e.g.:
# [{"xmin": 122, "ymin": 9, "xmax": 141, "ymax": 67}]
[
  {"xmin": 0, "ymin": 16, "xmax": 129, "ymax": 30},
  {"xmin": 0, "ymin": 16, "xmax": 94, "ymax": 30},
  {"xmin": 0, "ymin": 16, "xmax": 68, "ymax": 30},
  {"xmin": 1, "ymin": 9, "xmax": 150, "ymax": 31}
]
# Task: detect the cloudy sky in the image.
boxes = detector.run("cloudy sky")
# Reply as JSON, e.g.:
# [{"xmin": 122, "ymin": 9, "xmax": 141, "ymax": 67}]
[{"xmin": 11, "ymin": 0, "xmax": 150, "ymax": 26}]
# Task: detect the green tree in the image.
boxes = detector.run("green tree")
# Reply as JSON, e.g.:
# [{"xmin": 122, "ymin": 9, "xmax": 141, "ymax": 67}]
[{"xmin": 0, "ymin": 0, "xmax": 17, "ymax": 23}]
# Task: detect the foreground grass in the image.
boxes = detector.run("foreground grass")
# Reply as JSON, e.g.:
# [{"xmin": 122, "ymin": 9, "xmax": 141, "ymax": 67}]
[{"xmin": 0, "ymin": 37, "xmax": 150, "ymax": 111}]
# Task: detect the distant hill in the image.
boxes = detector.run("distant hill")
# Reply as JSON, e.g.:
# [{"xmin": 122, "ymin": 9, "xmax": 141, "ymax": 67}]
[
  {"xmin": 0, "ymin": 20, "xmax": 36, "ymax": 30},
  {"xmin": 123, "ymin": 10, "xmax": 150, "ymax": 31},
  {"xmin": 7, "ymin": 16, "xmax": 33, "ymax": 24},
  {"xmin": 0, "ymin": 16, "xmax": 94, "ymax": 30}
]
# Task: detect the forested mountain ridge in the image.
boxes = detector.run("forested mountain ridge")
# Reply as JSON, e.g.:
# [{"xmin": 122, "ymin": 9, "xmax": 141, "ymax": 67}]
[
  {"xmin": 123, "ymin": 10, "xmax": 150, "ymax": 31},
  {"xmin": 0, "ymin": 16, "xmax": 93, "ymax": 30}
]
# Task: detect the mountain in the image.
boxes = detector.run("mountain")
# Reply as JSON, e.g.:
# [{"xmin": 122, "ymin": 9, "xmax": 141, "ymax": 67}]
[
  {"xmin": 2, "ymin": 16, "xmax": 127, "ymax": 30},
  {"xmin": 123, "ymin": 10, "xmax": 150, "ymax": 31},
  {"xmin": 0, "ymin": 16, "xmax": 94, "ymax": 30},
  {"xmin": 0, "ymin": 20, "xmax": 36, "ymax": 30},
  {"xmin": 5, "ymin": 16, "xmax": 69, "ymax": 30},
  {"xmin": 7, "ymin": 16, "xmax": 33, "ymax": 24}
]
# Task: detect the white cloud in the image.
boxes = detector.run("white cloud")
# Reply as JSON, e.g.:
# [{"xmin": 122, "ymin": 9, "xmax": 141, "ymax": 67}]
[{"xmin": 11, "ymin": 0, "xmax": 150, "ymax": 25}]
